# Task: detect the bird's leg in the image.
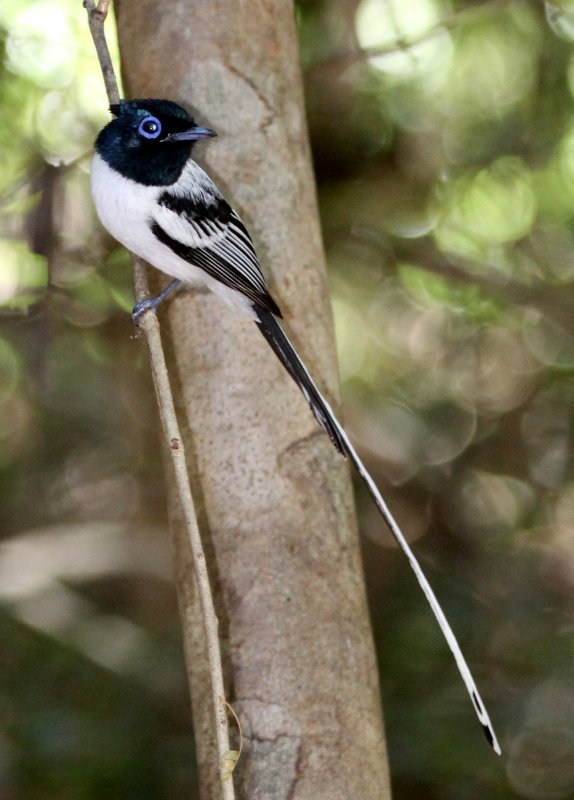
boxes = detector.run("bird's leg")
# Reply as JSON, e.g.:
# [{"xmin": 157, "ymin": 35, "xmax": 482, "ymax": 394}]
[{"xmin": 132, "ymin": 279, "xmax": 182, "ymax": 325}]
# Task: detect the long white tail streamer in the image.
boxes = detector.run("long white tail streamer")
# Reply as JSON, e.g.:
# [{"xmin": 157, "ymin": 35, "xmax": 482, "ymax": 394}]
[
  {"xmin": 255, "ymin": 307, "xmax": 501, "ymax": 755},
  {"xmin": 339, "ymin": 426, "xmax": 501, "ymax": 754}
]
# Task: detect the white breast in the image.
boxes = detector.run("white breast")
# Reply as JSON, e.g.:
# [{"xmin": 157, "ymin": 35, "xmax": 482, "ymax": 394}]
[{"xmin": 90, "ymin": 154, "xmax": 207, "ymax": 288}]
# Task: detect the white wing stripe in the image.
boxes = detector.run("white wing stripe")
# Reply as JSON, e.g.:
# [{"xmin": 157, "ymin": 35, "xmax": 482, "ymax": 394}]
[{"xmin": 211, "ymin": 239, "xmax": 265, "ymax": 289}]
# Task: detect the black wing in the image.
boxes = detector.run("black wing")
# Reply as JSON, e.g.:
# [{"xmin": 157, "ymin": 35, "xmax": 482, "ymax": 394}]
[{"xmin": 152, "ymin": 191, "xmax": 282, "ymax": 317}]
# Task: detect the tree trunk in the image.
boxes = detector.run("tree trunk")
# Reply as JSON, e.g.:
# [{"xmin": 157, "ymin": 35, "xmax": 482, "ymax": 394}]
[{"xmin": 115, "ymin": 1, "xmax": 391, "ymax": 798}]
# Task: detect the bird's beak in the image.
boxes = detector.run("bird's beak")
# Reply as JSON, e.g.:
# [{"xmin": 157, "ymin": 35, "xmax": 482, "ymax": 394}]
[{"xmin": 165, "ymin": 126, "xmax": 217, "ymax": 142}]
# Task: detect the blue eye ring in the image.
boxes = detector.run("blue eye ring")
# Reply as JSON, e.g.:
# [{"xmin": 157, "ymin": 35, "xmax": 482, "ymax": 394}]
[{"xmin": 138, "ymin": 115, "xmax": 162, "ymax": 139}]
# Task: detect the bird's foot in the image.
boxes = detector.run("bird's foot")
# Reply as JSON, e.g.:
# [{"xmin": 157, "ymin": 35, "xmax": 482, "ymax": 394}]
[
  {"xmin": 131, "ymin": 278, "xmax": 182, "ymax": 326},
  {"xmin": 131, "ymin": 296, "xmax": 161, "ymax": 326}
]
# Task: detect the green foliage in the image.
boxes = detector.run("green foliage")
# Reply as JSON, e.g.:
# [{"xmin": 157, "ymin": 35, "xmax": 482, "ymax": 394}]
[{"xmin": 307, "ymin": 0, "xmax": 574, "ymax": 795}]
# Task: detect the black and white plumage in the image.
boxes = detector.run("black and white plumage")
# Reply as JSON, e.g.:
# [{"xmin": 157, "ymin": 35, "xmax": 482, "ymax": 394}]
[
  {"xmin": 92, "ymin": 155, "xmax": 275, "ymax": 318},
  {"xmin": 91, "ymin": 99, "xmax": 500, "ymax": 754}
]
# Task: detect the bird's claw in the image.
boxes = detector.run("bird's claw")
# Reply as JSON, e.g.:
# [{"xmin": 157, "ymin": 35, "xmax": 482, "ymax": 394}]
[
  {"xmin": 131, "ymin": 279, "xmax": 182, "ymax": 325},
  {"xmin": 131, "ymin": 297, "xmax": 159, "ymax": 326}
]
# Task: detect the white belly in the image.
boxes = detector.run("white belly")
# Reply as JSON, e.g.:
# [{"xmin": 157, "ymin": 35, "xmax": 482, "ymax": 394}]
[
  {"xmin": 90, "ymin": 154, "xmax": 258, "ymax": 318},
  {"xmin": 91, "ymin": 154, "xmax": 260, "ymax": 318}
]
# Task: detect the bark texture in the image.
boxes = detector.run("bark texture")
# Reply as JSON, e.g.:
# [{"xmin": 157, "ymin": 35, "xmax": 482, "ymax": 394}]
[{"xmin": 115, "ymin": 1, "xmax": 391, "ymax": 798}]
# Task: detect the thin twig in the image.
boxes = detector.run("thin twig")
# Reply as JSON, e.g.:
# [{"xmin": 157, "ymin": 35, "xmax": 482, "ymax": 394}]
[
  {"xmin": 136, "ymin": 280, "xmax": 235, "ymax": 798},
  {"xmin": 84, "ymin": 0, "xmax": 120, "ymax": 106},
  {"xmin": 83, "ymin": 3, "xmax": 235, "ymax": 796}
]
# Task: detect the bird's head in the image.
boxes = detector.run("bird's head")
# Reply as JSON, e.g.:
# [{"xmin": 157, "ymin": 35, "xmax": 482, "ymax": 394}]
[{"xmin": 94, "ymin": 99, "xmax": 217, "ymax": 186}]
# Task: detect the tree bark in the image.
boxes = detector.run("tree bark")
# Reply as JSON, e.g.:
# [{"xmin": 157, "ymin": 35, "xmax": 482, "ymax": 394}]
[{"xmin": 115, "ymin": 1, "xmax": 391, "ymax": 798}]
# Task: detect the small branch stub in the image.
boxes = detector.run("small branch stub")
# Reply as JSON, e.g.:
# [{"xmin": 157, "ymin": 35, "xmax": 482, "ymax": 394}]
[{"xmin": 221, "ymin": 702, "xmax": 243, "ymax": 782}]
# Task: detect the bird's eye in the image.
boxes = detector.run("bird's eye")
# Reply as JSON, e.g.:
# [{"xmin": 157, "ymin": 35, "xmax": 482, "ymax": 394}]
[{"xmin": 138, "ymin": 116, "xmax": 162, "ymax": 139}]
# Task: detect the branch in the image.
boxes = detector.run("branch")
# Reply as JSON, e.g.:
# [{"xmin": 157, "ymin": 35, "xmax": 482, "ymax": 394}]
[
  {"xmin": 85, "ymin": 0, "xmax": 120, "ymax": 105},
  {"xmin": 83, "ymin": 2, "xmax": 236, "ymax": 796}
]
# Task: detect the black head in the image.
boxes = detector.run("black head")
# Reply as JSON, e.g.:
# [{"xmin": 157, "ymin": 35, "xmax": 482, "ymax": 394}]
[{"xmin": 94, "ymin": 99, "xmax": 217, "ymax": 186}]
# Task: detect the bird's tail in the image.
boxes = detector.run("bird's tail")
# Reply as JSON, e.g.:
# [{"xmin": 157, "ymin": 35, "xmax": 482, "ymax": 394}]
[{"xmin": 254, "ymin": 305, "xmax": 501, "ymax": 756}]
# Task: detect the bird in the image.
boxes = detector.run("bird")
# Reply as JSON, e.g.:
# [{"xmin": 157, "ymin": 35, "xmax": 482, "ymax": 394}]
[{"xmin": 91, "ymin": 98, "xmax": 500, "ymax": 755}]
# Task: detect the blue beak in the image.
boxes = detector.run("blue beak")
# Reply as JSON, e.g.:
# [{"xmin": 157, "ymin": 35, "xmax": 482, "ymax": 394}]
[{"xmin": 166, "ymin": 126, "xmax": 217, "ymax": 142}]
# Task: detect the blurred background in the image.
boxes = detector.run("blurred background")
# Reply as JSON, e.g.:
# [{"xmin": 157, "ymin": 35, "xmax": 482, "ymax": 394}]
[{"xmin": 1, "ymin": 0, "xmax": 574, "ymax": 797}]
